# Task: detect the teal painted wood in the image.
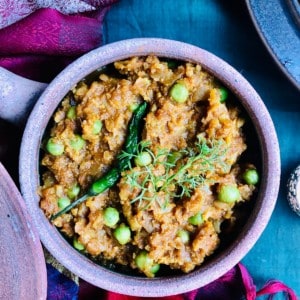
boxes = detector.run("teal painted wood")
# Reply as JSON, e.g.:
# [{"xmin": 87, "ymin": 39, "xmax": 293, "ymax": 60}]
[{"xmin": 103, "ymin": 0, "xmax": 300, "ymax": 296}]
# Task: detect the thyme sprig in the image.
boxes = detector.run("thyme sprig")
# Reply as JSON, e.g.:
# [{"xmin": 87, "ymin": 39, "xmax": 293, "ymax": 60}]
[{"xmin": 118, "ymin": 138, "xmax": 229, "ymax": 210}]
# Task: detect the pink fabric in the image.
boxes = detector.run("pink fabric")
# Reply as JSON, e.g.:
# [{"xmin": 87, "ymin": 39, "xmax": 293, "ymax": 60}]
[
  {"xmin": 239, "ymin": 263, "xmax": 257, "ymax": 300},
  {"xmin": 104, "ymin": 293, "xmax": 183, "ymax": 300},
  {"xmin": 256, "ymin": 280, "xmax": 298, "ymax": 300},
  {"xmin": 78, "ymin": 264, "xmax": 298, "ymax": 300},
  {"xmin": 0, "ymin": 0, "xmax": 118, "ymax": 29},
  {"xmin": 0, "ymin": 8, "xmax": 103, "ymax": 56},
  {"xmin": 0, "ymin": 1, "xmax": 117, "ymax": 82},
  {"xmin": 239, "ymin": 263, "xmax": 298, "ymax": 300}
]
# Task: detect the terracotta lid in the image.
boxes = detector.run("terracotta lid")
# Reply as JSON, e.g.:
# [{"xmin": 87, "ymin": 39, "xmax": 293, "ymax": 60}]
[{"xmin": 0, "ymin": 163, "xmax": 47, "ymax": 300}]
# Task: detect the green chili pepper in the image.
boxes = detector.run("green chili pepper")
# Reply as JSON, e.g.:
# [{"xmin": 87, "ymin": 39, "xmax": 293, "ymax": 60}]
[
  {"xmin": 117, "ymin": 102, "xmax": 148, "ymax": 170},
  {"xmin": 89, "ymin": 167, "xmax": 119, "ymax": 196},
  {"xmin": 50, "ymin": 102, "xmax": 148, "ymax": 221}
]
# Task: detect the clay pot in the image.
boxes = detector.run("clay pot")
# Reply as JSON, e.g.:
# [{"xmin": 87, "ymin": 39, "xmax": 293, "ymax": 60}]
[{"xmin": 0, "ymin": 38, "xmax": 280, "ymax": 297}]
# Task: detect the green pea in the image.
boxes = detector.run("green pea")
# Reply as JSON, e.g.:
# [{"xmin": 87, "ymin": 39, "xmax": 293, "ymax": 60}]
[
  {"xmin": 177, "ymin": 229, "xmax": 190, "ymax": 244},
  {"xmin": 219, "ymin": 87, "xmax": 228, "ymax": 103},
  {"xmin": 134, "ymin": 151, "xmax": 152, "ymax": 167},
  {"xmin": 67, "ymin": 106, "xmax": 76, "ymax": 119},
  {"xmin": 188, "ymin": 212, "xmax": 203, "ymax": 226},
  {"xmin": 150, "ymin": 263, "xmax": 160, "ymax": 274},
  {"xmin": 135, "ymin": 251, "xmax": 160, "ymax": 275},
  {"xmin": 57, "ymin": 197, "xmax": 71, "ymax": 210},
  {"xmin": 113, "ymin": 224, "xmax": 131, "ymax": 245},
  {"xmin": 70, "ymin": 135, "xmax": 86, "ymax": 151},
  {"xmin": 103, "ymin": 207, "xmax": 120, "ymax": 228},
  {"xmin": 242, "ymin": 169, "xmax": 259, "ymax": 185},
  {"xmin": 73, "ymin": 237, "xmax": 85, "ymax": 251},
  {"xmin": 135, "ymin": 250, "xmax": 153, "ymax": 270},
  {"xmin": 92, "ymin": 120, "xmax": 103, "ymax": 135},
  {"xmin": 67, "ymin": 185, "xmax": 80, "ymax": 199},
  {"xmin": 218, "ymin": 185, "xmax": 240, "ymax": 203},
  {"xmin": 169, "ymin": 83, "xmax": 189, "ymax": 103},
  {"xmin": 46, "ymin": 138, "xmax": 64, "ymax": 156}
]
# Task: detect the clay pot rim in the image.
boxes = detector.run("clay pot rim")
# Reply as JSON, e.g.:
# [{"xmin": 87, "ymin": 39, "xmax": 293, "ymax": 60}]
[{"xmin": 19, "ymin": 38, "xmax": 280, "ymax": 297}]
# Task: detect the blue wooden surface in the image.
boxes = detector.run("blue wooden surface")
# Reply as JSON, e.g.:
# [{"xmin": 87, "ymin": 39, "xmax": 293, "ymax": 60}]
[{"xmin": 103, "ymin": 0, "xmax": 300, "ymax": 297}]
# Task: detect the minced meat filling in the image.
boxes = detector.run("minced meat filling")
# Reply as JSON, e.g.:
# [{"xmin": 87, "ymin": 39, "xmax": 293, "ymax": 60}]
[{"xmin": 39, "ymin": 56, "xmax": 257, "ymax": 277}]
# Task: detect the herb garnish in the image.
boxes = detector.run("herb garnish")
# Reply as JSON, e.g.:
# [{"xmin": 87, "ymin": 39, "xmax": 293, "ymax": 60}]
[
  {"xmin": 119, "ymin": 137, "xmax": 229, "ymax": 210},
  {"xmin": 50, "ymin": 102, "xmax": 148, "ymax": 221}
]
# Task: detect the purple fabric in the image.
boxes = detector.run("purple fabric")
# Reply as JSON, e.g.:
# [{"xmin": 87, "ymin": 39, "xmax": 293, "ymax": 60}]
[
  {"xmin": 184, "ymin": 264, "xmax": 245, "ymax": 300},
  {"xmin": 0, "ymin": 2, "xmax": 117, "ymax": 82},
  {"xmin": 256, "ymin": 280, "xmax": 298, "ymax": 300},
  {"xmin": 47, "ymin": 263, "xmax": 78, "ymax": 300},
  {"xmin": 46, "ymin": 262, "xmax": 299, "ymax": 299},
  {"xmin": 76, "ymin": 264, "xmax": 297, "ymax": 300},
  {"xmin": 239, "ymin": 263, "xmax": 257, "ymax": 300},
  {"xmin": 0, "ymin": 0, "xmax": 118, "ymax": 29}
]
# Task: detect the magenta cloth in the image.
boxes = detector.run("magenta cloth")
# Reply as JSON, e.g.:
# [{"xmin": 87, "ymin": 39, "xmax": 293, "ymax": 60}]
[
  {"xmin": 76, "ymin": 263, "xmax": 297, "ymax": 300},
  {"xmin": 0, "ymin": 1, "xmax": 117, "ymax": 82},
  {"xmin": 0, "ymin": 0, "xmax": 118, "ymax": 29}
]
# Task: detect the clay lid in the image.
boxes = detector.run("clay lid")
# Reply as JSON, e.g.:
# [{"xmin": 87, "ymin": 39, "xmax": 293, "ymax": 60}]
[{"xmin": 0, "ymin": 163, "xmax": 47, "ymax": 300}]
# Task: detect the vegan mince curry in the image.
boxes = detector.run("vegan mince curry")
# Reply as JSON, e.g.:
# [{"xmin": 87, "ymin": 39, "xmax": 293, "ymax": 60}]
[{"xmin": 39, "ymin": 56, "xmax": 259, "ymax": 277}]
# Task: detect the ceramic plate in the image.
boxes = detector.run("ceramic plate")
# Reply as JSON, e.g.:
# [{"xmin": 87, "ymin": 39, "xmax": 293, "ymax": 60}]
[
  {"xmin": 0, "ymin": 163, "xmax": 47, "ymax": 300},
  {"xmin": 246, "ymin": 0, "xmax": 300, "ymax": 91}
]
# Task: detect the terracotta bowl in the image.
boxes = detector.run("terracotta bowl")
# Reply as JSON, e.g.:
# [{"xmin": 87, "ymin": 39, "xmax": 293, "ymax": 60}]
[{"xmin": 18, "ymin": 38, "xmax": 280, "ymax": 297}]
